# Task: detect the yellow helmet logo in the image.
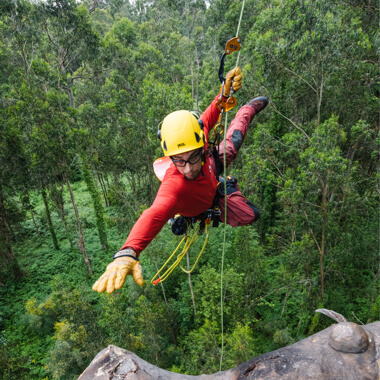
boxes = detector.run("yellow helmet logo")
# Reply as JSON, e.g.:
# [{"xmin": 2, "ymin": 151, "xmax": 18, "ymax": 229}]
[{"xmin": 160, "ymin": 110, "xmax": 205, "ymax": 156}]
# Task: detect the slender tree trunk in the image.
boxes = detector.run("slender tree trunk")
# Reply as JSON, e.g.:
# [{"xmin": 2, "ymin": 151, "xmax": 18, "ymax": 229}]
[
  {"xmin": 0, "ymin": 188, "xmax": 15, "ymax": 260},
  {"xmin": 66, "ymin": 175, "xmax": 92, "ymax": 274},
  {"xmin": 281, "ymin": 288, "xmax": 289, "ymax": 316},
  {"xmin": 58, "ymin": 184, "xmax": 74, "ymax": 251},
  {"xmin": 7, "ymin": 222, "xmax": 15, "ymax": 241},
  {"xmin": 82, "ymin": 158, "xmax": 108, "ymax": 249},
  {"xmin": 67, "ymin": 84, "xmax": 75, "ymax": 108},
  {"xmin": 185, "ymin": 7, "xmax": 194, "ymax": 101},
  {"xmin": 97, "ymin": 171, "xmax": 109, "ymax": 206},
  {"xmin": 41, "ymin": 187, "xmax": 60, "ymax": 250},
  {"xmin": 190, "ymin": 57, "xmax": 194, "ymax": 101},
  {"xmin": 347, "ymin": 142, "xmax": 358, "ymax": 162},
  {"xmin": 213, "ymin": 34, "xmax": 218, "ymax": 91},
  {"xmin": 30, "ymin": 210, "xmax": 41, "ymax": 238},
  {"xmin": 105, "ymin": 175, "xmax": 111, "ymax": 192},
  {"xmin": 130, "ymin": 174, "xmax": 136, "ymax": 194},
  {"xmin": 147, "ymin": 159, "xmax": 156, "ymax": 203},
  {"xmin": 317, "ymin": 71, "xmax": 323, "ymax": 126},
  {"xmin": 370, "ymin": 269, "xmax": 380, "ymax": 314},
  {"xmin": 51, "ymin": 183, "xmax": 74, "ymax": 250},
  {"xmin": 186, "ymin": 252, "xmax": 196, "ymax": 315},
  {"xmin": 61, "ymin": 210, "xmax": 74, "ymax": 251},
  {"xmin": 320, "ymin": 185, "xmax": 328, "ymax": 302},
  {"xmin": 195, "ymin": 43, "xmax": 200, "ymax": 110}
]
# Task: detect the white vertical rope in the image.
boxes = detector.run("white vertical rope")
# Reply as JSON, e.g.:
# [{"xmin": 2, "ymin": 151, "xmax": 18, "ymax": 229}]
[{"xmin": 219, "ymin": 0, "xmax": 246, "ymax": 371}]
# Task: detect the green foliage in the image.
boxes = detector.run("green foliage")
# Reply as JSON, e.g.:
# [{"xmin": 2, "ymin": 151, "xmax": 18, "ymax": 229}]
[
  {"xmin": 0, "ymin": 0, "xmax": 378, "ymax": 378},
  {"xmin": 81, "ymin": 156, "xmax": 108, "ymax": 249},
  {"xmin": 192, "ymin": 265, "xmax": 245, "ymax": 328}
]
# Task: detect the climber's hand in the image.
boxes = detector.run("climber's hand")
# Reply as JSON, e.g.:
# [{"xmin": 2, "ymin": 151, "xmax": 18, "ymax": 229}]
[
  {"xmin": 223, "ymin": 66, "xmax": 242, "ymax": 98},
  {"xmin": 92, "ymin": 256, "xmax": 144, "ymax": 293}
]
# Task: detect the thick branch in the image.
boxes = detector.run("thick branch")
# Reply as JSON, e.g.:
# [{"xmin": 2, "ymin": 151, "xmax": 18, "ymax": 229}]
[{"xmin": 78, "ymin": 321, "xmax": 380, "ymax": 380}]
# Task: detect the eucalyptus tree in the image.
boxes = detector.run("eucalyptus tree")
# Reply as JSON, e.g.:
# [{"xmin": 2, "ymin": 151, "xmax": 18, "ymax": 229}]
[
  {"xmin": 0, "ymin": 107, "xmax": 28, "ymax": 265},
  {"xmin": 37, "ymin": 0, "xmax": 100, "ymax": 107},
  {"xmin": 245, "ymin": 0, "xmax": 377, "ymax": 129},
  {"xmin": 231, "ymin": 0, "xmax": 379, "ymax": 334},
  {"xmin": 21, "ymin": 0, "xmax": 108, "ymax": 272},
  {"xmin": 0, "ymin": 0, "xmax": 44, "ymax": 268}
]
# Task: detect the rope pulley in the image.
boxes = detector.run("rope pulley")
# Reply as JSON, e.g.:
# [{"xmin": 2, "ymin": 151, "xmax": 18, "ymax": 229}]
[
  {"xmin": 209, "ymin": 37, "xmax": 241, "ymax": 147},
  {"xmin": 215, "ymin": 37, "xmax": 241, "ymax": 113}
]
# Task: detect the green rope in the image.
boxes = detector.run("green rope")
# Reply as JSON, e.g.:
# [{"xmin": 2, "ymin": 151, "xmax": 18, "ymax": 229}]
[{"xmin": 219, "ymin": 0, "xmax": 245, "ymax": 371}]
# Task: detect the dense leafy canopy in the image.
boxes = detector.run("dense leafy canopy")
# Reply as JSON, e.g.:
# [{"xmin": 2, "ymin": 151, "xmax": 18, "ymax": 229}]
[{"xmin": 0, "ymin": 0, "xmax": 378, "ymax": 378}]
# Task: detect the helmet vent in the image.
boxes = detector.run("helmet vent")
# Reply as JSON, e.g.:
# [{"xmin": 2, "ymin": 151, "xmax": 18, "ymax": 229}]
[
  {"xmin": 194, "ymin": 132, "xmax": 201, "ymax": 143},
  {"xmin": 163, "ymin": 141, "xmax": 167, "ymax": 151}
]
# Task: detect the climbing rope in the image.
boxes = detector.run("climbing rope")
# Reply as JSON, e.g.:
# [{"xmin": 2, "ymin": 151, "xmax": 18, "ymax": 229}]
[
  {"xmin": 151, "ymin": 219, "xmax": 212, "ymax": 285},
  {"xmin": 151, "ymin": 0, "xmax": 246, "ymax": 368},
  {"xmin": 219, "ymin": 0, "xmax": 246, "ymax": 371}
]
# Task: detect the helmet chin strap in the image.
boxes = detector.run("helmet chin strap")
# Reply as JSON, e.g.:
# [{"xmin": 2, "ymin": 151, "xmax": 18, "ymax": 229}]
[{"xmin": 201, "ymin": 150, "xmax": 206, "ymax": 176}]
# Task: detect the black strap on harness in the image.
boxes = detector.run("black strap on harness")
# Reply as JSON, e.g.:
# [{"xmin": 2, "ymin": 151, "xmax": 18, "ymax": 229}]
[{"xmin": 171, "ymin": 132, "xmax": 226, "ymax": 236}]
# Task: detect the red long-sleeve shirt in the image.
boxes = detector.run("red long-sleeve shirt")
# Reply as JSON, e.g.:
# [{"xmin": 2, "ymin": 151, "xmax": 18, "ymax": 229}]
[{"xmin": 121, "ymin": 96, "xmax": 221, "ymax": 256}]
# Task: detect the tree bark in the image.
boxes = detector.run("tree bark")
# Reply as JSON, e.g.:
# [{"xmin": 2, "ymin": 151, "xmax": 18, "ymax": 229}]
[
  {"xmin": 0, "ymin": 188, "xmax": 15, "ymax": 260},
  {"xmin": 41, "ymin": 187, "xmax": 60, "ymax": 250},
  {"xmin": 97, "ymin": 171, "xmax": 109, "ymax": 207},
  {"xmin": 56, "ymin": 183, "xmax": 74, "ymax": 251},
  {"xmin": 66, "ymin": 175, "xmax": 92, "ymax": 274},
  {"xmin": 320, "ymin": 183, "xmax": 328, "ymax": 302},
  {"xmin": 67, "ymin": 84, "xmax": 75, "ymax": 108},
  {"xmin": 79, "ymin": 320, "xmax": 380, "ymax": 380},
  {"xmin": 317, "ymin": 71, "xmax": 323, "ymax": 126},
  {"xmin": 195, "ymin": 42, "xmax": 200, "ymax": 110},
  {"xmin": 30, "ymin": 209, "xmax": 41, "ymax": 238}
]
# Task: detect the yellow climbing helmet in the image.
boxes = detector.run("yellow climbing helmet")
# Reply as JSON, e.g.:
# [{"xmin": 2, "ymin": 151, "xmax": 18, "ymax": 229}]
[{"xmin": 158, "ymin": 110, "xmax": 205, "ymax": 157}]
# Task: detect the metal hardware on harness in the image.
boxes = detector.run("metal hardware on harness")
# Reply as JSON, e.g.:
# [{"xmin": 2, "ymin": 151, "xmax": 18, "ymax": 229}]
[
  {"xmin": 151, "ymin": 206, "xmax": 221, "ymax": 285},
  {"xmin": 216, "ymin": 37, "xmax": 241, "ymax": 113},
  {"xmin": 209, "ymin": 37, "xmax": 241, "ymax": 146},
  {"xmin": 218, "ymin": 37, "xmax": 241, "ymax": 83},
  {"xmin": 210, "ymin": 205, "xmax": 221, "ymax": 228}
]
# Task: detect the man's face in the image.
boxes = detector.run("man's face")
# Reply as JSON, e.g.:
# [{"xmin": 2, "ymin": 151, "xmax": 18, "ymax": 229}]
[{"xmin": 171, "ymin": 148, "xmax": 203, "ymax": 180}]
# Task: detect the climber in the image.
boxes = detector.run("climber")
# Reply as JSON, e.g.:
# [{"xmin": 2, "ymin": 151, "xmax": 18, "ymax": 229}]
[{"xmin": 92, "ymin": 67, "xmax": 269, "ymax": 293}]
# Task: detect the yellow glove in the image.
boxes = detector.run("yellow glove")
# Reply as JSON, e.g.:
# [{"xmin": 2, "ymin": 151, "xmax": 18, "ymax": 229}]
[
  {"xmin": 92, "ymin": 256, "xmax": 144, "ymax": 293},
  {"xmin": 223, "ymin": 66, "xmax": 242, "ymax": 98}
]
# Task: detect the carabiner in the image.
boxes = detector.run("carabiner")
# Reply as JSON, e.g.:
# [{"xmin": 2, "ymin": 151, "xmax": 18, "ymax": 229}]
[{"xmin": 216, "ymin": 37, "xmax": 241, "ymax": 113}]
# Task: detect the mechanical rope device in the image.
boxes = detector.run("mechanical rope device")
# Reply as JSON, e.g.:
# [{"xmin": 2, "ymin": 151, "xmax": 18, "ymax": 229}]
[
  {"xmin": 151, "ymin": 37, "xmax": 241, "ymax": 286},
  {"xmin": 208, "ymin": 37, "xmax": 241, "ymax": 149}
]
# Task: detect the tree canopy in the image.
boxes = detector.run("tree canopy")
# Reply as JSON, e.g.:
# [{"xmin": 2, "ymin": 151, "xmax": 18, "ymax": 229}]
[{"xmin": 0, "ymin": 0, "xmax": 378, "ymax": 378}]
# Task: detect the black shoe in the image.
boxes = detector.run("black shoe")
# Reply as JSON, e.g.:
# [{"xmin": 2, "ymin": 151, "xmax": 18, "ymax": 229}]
[{"xmin": 247, "ymin": 96, "xmax": 269, "ymax": 115}]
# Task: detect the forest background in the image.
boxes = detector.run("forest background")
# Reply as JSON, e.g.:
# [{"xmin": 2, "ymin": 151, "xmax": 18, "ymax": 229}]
[{"xmin": 0, "ymin": 0, "xmax": 379, "ymax": 378}]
